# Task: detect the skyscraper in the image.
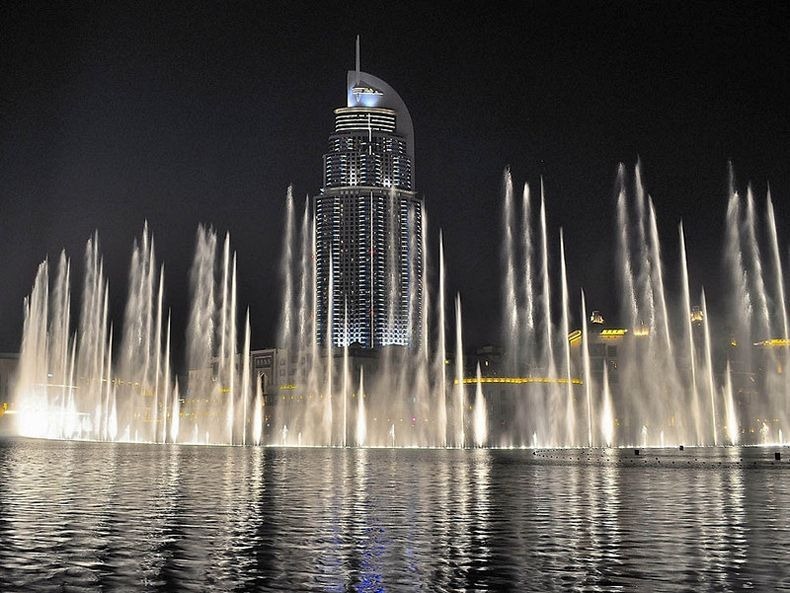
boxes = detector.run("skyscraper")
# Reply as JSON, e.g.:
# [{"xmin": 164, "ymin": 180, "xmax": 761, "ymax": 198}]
[{"xmin": 315, "ymin": 39, "xmax": 423, "ymax": 349}]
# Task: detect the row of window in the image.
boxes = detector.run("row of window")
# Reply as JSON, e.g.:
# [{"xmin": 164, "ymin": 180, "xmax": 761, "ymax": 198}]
[{"xmin": 334, "ymin": 112, "xmax": 397, "ymax": 134}]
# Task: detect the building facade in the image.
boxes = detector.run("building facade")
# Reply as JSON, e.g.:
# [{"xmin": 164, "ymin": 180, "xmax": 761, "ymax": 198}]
[
  {"xmin": 0, "ymin": 353, "xmax": 18, "ymax": 435},
  {"xmin": 315, "ymin": 57, "xmax": 423, "ymax": 349}
]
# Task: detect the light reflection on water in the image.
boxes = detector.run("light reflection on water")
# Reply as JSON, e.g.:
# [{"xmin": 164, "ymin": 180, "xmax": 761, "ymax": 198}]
[{"xmin": 0, "ymin": 440, "xmax": 788, "ymax": 592}]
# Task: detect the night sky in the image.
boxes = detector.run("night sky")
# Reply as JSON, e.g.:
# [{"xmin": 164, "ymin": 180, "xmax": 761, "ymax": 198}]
[{"xmin": 2, "ymin": 2, "xmax": 788, "ymax": 360}]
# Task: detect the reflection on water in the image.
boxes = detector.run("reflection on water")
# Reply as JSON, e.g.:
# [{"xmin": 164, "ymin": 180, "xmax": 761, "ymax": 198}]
[{"xmin": 0, "ymin": 441, "xmax": 788, "ymax": 592}]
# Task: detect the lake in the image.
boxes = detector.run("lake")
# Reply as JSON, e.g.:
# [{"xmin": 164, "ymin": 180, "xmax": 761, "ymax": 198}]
[{"xmin": 0, "ymin": 439, "xmax": 788, "ymax": 591}]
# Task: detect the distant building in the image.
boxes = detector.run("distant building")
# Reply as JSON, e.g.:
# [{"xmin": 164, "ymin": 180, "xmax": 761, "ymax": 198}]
[
  {"xmin": 568, "ymin": 307, "xmax": 780, "ymax": 445},
  {"xmin": 315, "ymin": 39, "xmax": 423, "ymax": 349},
  {"xmin": 0, "ymin": 353, "xmax": 18, "ymax": 434},
  {"xmin": 251, "ymin": 347, "xmax": 304, "ymax": 398},
  {"xmin": 0, "ymin": 353, "xmax": 17, "ymax": 404}
]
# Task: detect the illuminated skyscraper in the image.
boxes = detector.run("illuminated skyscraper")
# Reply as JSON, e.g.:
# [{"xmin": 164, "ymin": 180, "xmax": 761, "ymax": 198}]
[{"xmin": 315, "ymin": 39, "xmax": 423, "ymax": 348}]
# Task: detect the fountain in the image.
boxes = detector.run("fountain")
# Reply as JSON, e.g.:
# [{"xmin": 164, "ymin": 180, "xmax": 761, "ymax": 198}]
[
  {"xmin": 473, "ymin": 363, "xmax": 488, "ymax": 447},
  {"xmin": 14, "ymin": 224, "xmax": 255, "ymax": 446},
  {"xmin": 600, "ymin": 362, "xmax": 615, "ymax": 448},
  {"xmin": 356, "ymin": 368, "xmax": 366, "ymax": 447},
  {"xmin": 10, "ymin": 162, "xmax": 790, "ymax": 448}
]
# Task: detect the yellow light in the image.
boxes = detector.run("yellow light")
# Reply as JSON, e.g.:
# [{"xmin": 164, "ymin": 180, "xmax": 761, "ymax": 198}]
[
  {"xmin": 754, "ymin": 338, "xmax": 790, "ymax": 348},
  {"xmin": 600, "ymin": 328, "xmax": 627, "ymax": 337},
  {"xmin": 455, "ymin": 376, "xmax": 583, "ymax": 386}
]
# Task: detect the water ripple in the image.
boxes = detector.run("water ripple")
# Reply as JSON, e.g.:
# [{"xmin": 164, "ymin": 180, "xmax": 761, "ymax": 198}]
[{"xmin": 0, "ymin": 440, "xmax": 788, "ymax": 591}]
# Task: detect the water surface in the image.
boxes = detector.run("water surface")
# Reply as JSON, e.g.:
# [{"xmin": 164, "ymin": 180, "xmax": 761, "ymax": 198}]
[{"xmin": 0, "ymin": 440, "xmax": 788, "ymax": 591}]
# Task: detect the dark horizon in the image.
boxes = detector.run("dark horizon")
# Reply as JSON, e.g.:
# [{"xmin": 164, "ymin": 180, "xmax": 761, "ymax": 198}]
[{"xmin": 2, "ymin": 2, "xmax": 788, "ymax": 362}]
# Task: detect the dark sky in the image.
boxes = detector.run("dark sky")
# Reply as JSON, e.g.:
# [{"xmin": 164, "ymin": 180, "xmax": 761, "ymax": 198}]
[{"xmin": 1, "ymin": 1, "xmax": 788, "ymax": 358}]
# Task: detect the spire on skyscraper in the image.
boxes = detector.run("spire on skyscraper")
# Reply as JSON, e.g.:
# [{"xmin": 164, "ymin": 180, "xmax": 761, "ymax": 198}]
[{"xmin": 355, "ymin": 35, "xmax": 360, "ymax": 85}]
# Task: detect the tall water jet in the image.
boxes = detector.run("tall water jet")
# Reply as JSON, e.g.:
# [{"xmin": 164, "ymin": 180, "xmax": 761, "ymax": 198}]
[
  {"xmin": 63, "ymin": 337, "xmax": 77, "ymax": 438},
  {"xmin": 501, "ymin": 169, "xmax": 519, "ymax": 371},
  {"xmin": 766, "ymin": 189, "xmax": 789, "ymax": 340},
  {"xmin": 600, "ymin": 362, "xmax": 615, "ymax": 447},
  {"xmin": 227, "ymin": 252, "xmax": 238, "ymax": 444},
  {"xmin": 77, "ymin": 242, "xmax": 96, "ymax": 361},
  {"xmin": 521, "ymin": 182, "xmax": 535, "ymax": 358},
  {"xmin": 170, "ymin": 380, "xmax": 180, "ymax": 444},
  {"xmin": 109, "ymin": 224, "xmax": 166, "ymax": 442},
  {"xmin": 559, "ymin": 229, "xmax": 575, "ymax": 446},
  {"xmin": 725, "ymin": 171, "xmax": 751, "ymax": 350},
  {"xmin": 107, "ymin": 380, "xmax": 118, "ymax": 442},
  {"xmin": 278, "ymin": 187, "xmax": 296, "ymax": 350},
  {"xmin": 539, "ymin": 180, "xmax": 554, "ymax": 367},
  {"xmin": 679, "ymin": 222, "xmax": 702, "ymax": 444},
  {"xmin": 152, "ymin": 266, "xmax": 164, "ymax": 442},
  {"xmin": 184, "ymin": 226, "xmax": 248, "ymax": 445},
  {"xmin": 102, "ymin": 326, "xmax": 114, "ymax": 441},
  {"xmin": 539, "ymin": 181, "xmax": 559, "ymax": 445},
  {"xmin": 241, "ymin": 310, "xmax": 251, "ymax": 446},
  {"xmin": 723, "ymin": 172, "xmax": 788, "ymax": 443},
  {"xmin": 455, "ymin": 294, "xmax": 465, "ymax": 448},
  {"xmin": 77, "ymin": 234, "xmax": 109, "ymax": 437},
  {"xmin": 15, "ymin": 260, "xmax": 51, "ymax": 438},
  {"xmin": 186, "ymin": 226, "xmax": 217, "ymax": 439},
  {"xmin": 744, "ymin": 186, "xmax": 771, "ymax": 339},
  {"xmin": 55, "ymin": 253, "xmax": 76, "ymax": 438},
  {"xmin": 633, "ymin": 161, "xmax": 656, "ymax": 330},
  {"xmin": 415, "ymin": 201, "xmax": 432, "ymax": 444},
  {"xmin": 700, "ymin": 291, "xmax": 718, "ymax": 445},
  {"xmin": 291, "ymin": 196, "xmax": 318, "ymax": 445},
  {"xmin": 766, "ymin": 190, "xmax": 790, "ymax": 425},
  {"xmin": 324, "ymin": 256, "xmax": 334, "ymax": 445},
  {"xmin": 615, "ymin": 165, "xmax": 640, "ymax": 444},
  {"xmin": 646, "ymin": 195, "xmax": 686, "ymax": 443},
  {"xmin": 160, "ymin": 314, "xmax": 171, "ymax": 443},
  {"xmin": 611, "ymin": 163, "xmax": 689, "ymax": 445},
  {"xmin": 435, "ymin": 232, "xmax": 448, "ymax": 447},
  {"xmin": 252, "ymin": 376, "xmax": 263, "ymax": 446},
  {"xmin": 342, "ymin": 300, "xmax": 349, "ymax": 448},
  {"xmin": 52, "ymin": 254, "xmax": 72, "ymax": 438},
  {"xmin": 581, "ymin": 290, "xmax": 593, "ymax": 448},
  {"xmin": 723, "ymin": 361, "xmax": 739, "ymax": 445},
  {"xmin": 221, "ymin": 234, "xmax": 233, "ymax": 384},
  {"xmin": 616, "ymin": 164, "xmax": 638, "ymax": 329},
  {"xmin": 356, "ymin": 367, "xmax": 366, "ymax": 447},
  {"xmin": 473, "ymin": 363, "xmax": 487, "ymax": 448},
  {"xmin": 648, "ymin": 198, "xmax": 674, "ymax": 352}
]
